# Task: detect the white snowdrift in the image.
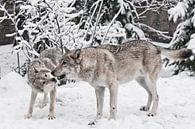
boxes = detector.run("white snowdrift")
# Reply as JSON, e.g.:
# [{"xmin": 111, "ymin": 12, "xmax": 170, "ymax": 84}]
[{"xmin": 0, "ymin": 71, "xmax": 195, "ymax": 129}]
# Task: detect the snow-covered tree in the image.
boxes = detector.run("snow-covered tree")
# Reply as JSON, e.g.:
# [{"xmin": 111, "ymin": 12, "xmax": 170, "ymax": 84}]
[
  {"xmin": 169, "ymin": 0, "xmax": 195, "ymax": 48},
  {"xmin": 168, "ymin": 0, "xmax": 195, "ymax": 73}
]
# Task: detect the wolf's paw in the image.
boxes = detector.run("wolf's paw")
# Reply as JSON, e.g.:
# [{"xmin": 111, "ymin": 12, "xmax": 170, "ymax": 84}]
[
  {"xmin": 88, "ymin": 121, "xmax": 96, "ymax": 126},
  {"xmin": 140, "ymin": 106, "xmax": 149, "ymax": 111},
  {"xmin": 147, "ymin": 112, "xmax": 156, "ymax": 117},
  {"xmin": 109, "ymin": 112, "xmax": 116, "ymax": 120},
  {"xmin": 48, "ymin": 114, "xmax": 56, "ymax": 120},
  {"xmin": 24, "ymin": 114, "xmax": 32, "ymax": 119}
]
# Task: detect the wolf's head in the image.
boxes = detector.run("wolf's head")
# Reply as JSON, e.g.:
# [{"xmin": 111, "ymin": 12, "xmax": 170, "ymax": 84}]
[
  {"xmin": 32, "ymin": 77, "xmax": 57, "ymax": 93},
  {"xmin": 34, "ymin": 68, "xmax": 54, "ymax": 80},
  {"xmin": 51, "ymin": 49, "xmax": 81, "ymax": 80},
  {"xmin": 28, "ymin": 59, "xmax": 57, "ymax": 93},
  {"xmin": 34, "ymin": 68, "xmax": 57, "ymax": 93}
]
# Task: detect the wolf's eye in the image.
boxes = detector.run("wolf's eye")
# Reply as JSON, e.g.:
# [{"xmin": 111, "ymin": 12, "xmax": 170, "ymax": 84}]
[
  {"xmin": 42, "ymin": 81, "xmax": 46, "ymax": 85},
  {"xmin": 45, "ymin": 74, "xmax": 47, "ymax": 77},
  {"xmin": 62, "ymin": 61, "xmax": 67, "ymax": 65}
]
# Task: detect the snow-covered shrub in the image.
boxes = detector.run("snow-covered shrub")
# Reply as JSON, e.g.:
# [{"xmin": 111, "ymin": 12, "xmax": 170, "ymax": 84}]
[
  {"xmin": 15, "ymin": 0, "xmax": 85, "ymax": 56},
  {"xmin": 12, "ymin": 0, "xmax": 136, "ymax": 75},
  {"xmin": 15, "ymin": 0, "xmax": 137, "ymax": 56}
]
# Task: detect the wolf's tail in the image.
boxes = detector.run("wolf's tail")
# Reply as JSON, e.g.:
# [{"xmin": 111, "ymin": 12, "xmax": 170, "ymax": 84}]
[{"xmin": 157, "ymin": 47, "xmax": 193, "ymax": 60}]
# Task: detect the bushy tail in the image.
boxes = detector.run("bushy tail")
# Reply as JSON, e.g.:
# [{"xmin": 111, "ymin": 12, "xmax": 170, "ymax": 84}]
[{"xmin": 158, "ymin": 47, "xmax": 193, "ymax": 60}]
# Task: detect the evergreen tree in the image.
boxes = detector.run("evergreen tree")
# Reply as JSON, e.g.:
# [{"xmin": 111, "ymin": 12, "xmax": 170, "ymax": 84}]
[{"xmin": 168, "ymin": 0, "xmax": 195, "ymax": 74}]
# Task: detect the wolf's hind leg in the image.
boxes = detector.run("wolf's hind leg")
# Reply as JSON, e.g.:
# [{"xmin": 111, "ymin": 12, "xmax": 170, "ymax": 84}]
[
  {"xmin": 109, "ymin": 82, "xmax": 118, "ymax": 120},
  {"xmin": 136, "ymin": 77, "xmax": 152, "ymax": 111},
  {"xmin": 88, "ymin": 87, "xmax": 105, "ymax": 126},
  {"xmin": 95, "ymin": 87, "xmax": 105, "ymax": 120},
  {"xmin": 145, "ymin": 74, "xmax": 159, "ymax": 117}
]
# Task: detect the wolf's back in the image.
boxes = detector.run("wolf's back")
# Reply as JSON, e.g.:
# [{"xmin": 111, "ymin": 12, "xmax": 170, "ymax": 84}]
[
  {"xmin": 99, "ymin": 40, "xmax": 193, "ymax": 60},
  {"xmin": 39, "ymin": 48, "xmax": 62, "ymax": 70}
]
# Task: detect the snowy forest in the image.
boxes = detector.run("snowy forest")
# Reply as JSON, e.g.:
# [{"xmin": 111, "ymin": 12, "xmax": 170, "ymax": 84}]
[{"xmin": 1, "ymin": 0, "xmax": 195, "ymax": 129}]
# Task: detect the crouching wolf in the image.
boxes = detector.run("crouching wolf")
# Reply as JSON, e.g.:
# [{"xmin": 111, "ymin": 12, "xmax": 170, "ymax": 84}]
[
  {"xmin": 25, "ymin": 48, "xmax": 62, "ymax": 120},
  {"xmin": 51, "ymin": 40, "xmax": 193, "ymax": 123}
]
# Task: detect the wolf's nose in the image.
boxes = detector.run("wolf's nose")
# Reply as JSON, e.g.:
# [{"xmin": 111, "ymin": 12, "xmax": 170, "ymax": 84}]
[{"xmin": 51, "ymin": 78, "xmax": 57, "ymax": 82}]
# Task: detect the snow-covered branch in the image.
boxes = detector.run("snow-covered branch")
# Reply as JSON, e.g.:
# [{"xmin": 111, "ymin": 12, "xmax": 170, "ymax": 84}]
[
  {"xmin": 136, "ymin": 23, "xmax": 172, "ymax": 42},
  {"xmin": 90, "ymin": 0, "xmax": 104, "ymax": 45},
  {"xmin": 102, "ymin": 7, "xmax": 122, "ymax": 44},
  {"xmin": 0, "ymin": 3, "xmax": 14, "ymax": 23},
  {"xmin": 168, "ymin": 2, "xmax": 188, "ymax": 23}
]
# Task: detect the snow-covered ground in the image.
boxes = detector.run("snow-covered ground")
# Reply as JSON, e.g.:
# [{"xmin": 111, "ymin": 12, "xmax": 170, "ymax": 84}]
[
  {"xmin": 0, "ymin": 71, "xmax": 195, "ymax": 129},
  {"xmin": 0, "ymin": 44, "xmax": 26, "ymax": 78},
  {"xmin": 1, "ymin": 44, "xmax": 195, "ymax": 129}
]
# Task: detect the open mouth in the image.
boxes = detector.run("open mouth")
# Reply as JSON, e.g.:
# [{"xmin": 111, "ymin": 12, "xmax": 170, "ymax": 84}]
[
  {"xmin": 54, "ymin": 74, "xmax": 76, "ymax": 86},
  {"xmin": 57, "ymin": 74, "xmax": 66, "ymax": 80},
  {"xmin": 57, "ymin": 78, "xmax": 76, "ymax": 86}
]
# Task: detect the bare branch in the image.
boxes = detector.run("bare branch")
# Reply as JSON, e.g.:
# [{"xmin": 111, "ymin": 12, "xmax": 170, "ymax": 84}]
[
  {"xmin": 84, "ymin": 0, "xmax": 100, "ymax": 40},
  {"xmin": 90, "ymin": 0, "xmax": 104, "ymax": 46},
  {"xmin": 102, "ymin": 7, "xmax": 122, "ymax": 44}
]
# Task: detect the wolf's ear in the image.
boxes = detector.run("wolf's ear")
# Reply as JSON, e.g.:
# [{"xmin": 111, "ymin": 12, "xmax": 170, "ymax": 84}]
[
  {"xmin": 33, "ymin": 67, "xmax": 39, "ymax": 73},
  {"xmin": 64, "ymin": 46, "xmax": 70, "ymax": 53},
  {"xmin": 72, "ymin": 49, "xmax": 81, "ymax": 59}
]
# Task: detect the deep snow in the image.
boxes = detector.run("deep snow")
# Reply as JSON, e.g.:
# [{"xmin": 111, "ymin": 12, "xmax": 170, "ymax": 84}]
[{"xmin": 0, "ymin": 71, "xmax": 195, "ymax": 129}]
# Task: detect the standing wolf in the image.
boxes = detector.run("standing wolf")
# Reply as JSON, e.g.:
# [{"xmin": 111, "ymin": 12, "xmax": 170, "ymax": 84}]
[
  {"xmin": 52, "ymin": 40, "xmax": 193, "ymax": 123},
  {"xmin": 25, "ymin": 48, "xmax": 62, "ymax": 119}
]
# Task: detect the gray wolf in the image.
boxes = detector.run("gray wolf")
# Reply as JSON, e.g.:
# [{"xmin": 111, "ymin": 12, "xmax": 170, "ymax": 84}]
[
  {"xmin": 25, "ymin": 48, "xmax": 62, "ymax": 120},
  {"xmin": 51, "ymin": 40, "xmax": 193, "ymax": 123}
]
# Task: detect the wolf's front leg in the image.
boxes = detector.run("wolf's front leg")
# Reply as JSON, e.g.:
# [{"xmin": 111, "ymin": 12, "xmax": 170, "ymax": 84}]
[
  {"xmin": 88, "ymin": 87, "xmax": 105, "ymax": 125},
  {"xmin": 25, "ymin": 90, "xmax": 37, "ymax": 119},
  {"xmin": 95, "ymin": 87, "xmax": 105, "ymax": 120},
  {"xmin": 48, "ymin": 86, "xmax": 56, "ymax": 120},
  {"xmin": 109, "ymin": 83, "xmax": 118, "ymax": 120},
  {"xmin": 88, "ymin": 86, "xmax": 105, "ymax": 125}
]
